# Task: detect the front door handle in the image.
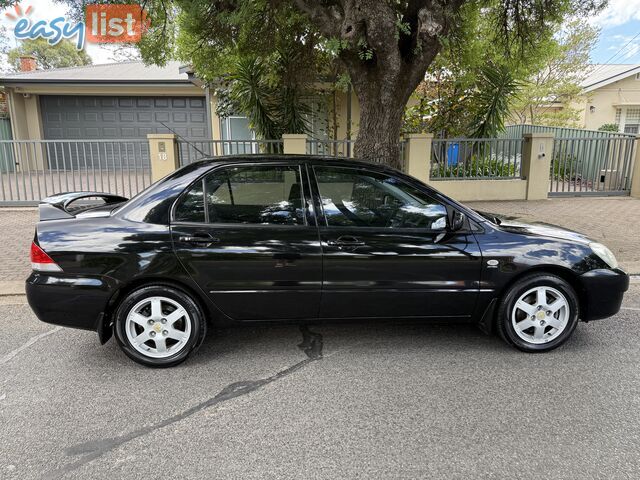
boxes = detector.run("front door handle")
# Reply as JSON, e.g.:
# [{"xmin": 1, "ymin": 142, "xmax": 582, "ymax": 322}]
[
  {"xmin": 179, "ymin": 234, "xmax": 220, "ymax": 244},
  {"xmin": 327, "ymin": 236, "xmax": 366, "ymax": 247}
]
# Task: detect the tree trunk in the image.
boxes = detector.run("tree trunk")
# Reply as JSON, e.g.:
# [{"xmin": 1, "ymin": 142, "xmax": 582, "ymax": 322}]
[
  {"xmin": 293, "ymin": 0, "xmax": 463, "ymax": 167},
  {"xmin": 354, "ymin": 84, "xmax": 407, "ymax": 170}
]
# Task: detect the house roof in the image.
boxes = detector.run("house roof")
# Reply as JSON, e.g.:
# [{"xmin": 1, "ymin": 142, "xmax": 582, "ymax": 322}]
[
  {"xmin": 581, "ymin": 64, "xmax": 640, "ymax": 92},
  {"xmin": 0, "ymin": 60, "xmax": 192, "ymax": 84}
]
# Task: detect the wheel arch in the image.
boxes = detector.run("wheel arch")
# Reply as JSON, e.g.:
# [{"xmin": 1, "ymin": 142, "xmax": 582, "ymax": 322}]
[
  {"xmin": 487, "ymin": 264, "xmax": 587, "ymax": 333},
  {"xmin": 100, "ymin": 276, "xmax": 224, "ymax": 343}
]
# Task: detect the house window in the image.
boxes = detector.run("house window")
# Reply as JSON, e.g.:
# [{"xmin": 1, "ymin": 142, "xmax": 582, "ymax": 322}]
[
  {"xmin": 615, "ymin": 108, "xmax": 622, "ymax": 127},
  {"xmin": 220, "ymin": 115, "xmax": 255, "ymax": 154},
  {"xmin": 624, "ymin": 108, "xmax": 640, "ymax": 134}
]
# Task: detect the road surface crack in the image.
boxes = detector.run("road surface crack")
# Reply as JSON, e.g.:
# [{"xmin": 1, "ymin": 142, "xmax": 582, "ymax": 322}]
[
  {"xmin": 0, "ymin": 327, "xmax": 62, "ymax": 366},
  {"xmin": 45, "ymin": 326, "xmax": 323, "ymax": 479}
]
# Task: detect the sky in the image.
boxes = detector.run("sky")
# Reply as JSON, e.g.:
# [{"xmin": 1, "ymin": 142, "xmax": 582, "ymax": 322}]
[
  {"xmin": 590, "ymin": 0, "xmax": 640, "ymax": 64},
  {"xmin": 1, "ymin": 0, "xmax": 640, "ymax": 67}
]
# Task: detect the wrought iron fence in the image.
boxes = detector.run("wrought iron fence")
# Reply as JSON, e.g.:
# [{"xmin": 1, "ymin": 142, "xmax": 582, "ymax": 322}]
[
  {"xmin": 177, "ymin": 139, "xmax": 284, "ymax": 165},
  {"xmin": 430, "ymin": 138, "xmax": 523, "ymax": 180},
  {"xmin": 550, "ymin": 136, "xmax": 636, "ymax": 195},
  {"xmin": 0, "ymin": 139, "xmax": 151, "ymax": 205}
]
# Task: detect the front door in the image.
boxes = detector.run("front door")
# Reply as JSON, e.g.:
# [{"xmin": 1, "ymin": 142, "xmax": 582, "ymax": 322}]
[
  {"xmin": 171, "ymin": 162, "xmax": 322, "ymax": 321},
  {"xmin": 311, "ymin": 164, "xmax": 481, "ymax": 319}
]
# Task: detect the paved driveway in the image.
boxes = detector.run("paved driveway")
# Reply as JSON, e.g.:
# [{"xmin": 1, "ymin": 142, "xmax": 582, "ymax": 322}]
[{"xmin": 1, "ymin": 285, "xmax": 639, "ymax": 479}]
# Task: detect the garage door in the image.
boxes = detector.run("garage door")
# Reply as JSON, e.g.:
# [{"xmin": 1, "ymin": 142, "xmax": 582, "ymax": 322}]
[
  {"xmin": 40, "ymin": 95, "xmax": 208, "ymax": 169},
  {"xmin": 41, "ymin": 95, "xmax": 208, "ymax": 140}
]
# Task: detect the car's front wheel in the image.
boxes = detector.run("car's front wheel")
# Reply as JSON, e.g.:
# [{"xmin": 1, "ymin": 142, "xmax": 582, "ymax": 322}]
[
  {"xmin": 497, "ymin": 273, "xmax": 579, "ymax": 352},
  {"xmin": 114, "ymin": 285, "xmax": 206, "ymax": 367}
]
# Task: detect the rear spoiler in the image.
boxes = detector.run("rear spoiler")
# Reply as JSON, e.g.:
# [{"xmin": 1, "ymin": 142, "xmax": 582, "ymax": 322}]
[{"xmin": 39, "ymin": 192, "xmax": 129, "ymax": 221}]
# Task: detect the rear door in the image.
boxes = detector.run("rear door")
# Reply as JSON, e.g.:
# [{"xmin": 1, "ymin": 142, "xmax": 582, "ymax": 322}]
[
  {"xmin": 170, "ymin": 161, "xmax": 322, "ymax": 321},
  {"xmin": 310, "ymin": 164, "xmax": 482, "ymax": 320}
]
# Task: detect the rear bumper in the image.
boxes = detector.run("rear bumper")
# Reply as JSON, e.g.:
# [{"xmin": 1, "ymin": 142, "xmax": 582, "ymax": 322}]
[
  {"xmin": 26, "ymin": 272, "xmax": 117, "ymax": 331},
  {"xmin": 579, "ymin": 268, "xmax": 629, "ymax": 321}
]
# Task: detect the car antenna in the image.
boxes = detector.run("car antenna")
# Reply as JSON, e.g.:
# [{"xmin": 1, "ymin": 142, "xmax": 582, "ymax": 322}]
[{"xmin": 158, "ymin": 121, "xmax": 209, "ymax": 158}]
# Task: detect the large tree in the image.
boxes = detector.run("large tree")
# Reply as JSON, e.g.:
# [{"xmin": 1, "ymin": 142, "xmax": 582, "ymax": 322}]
[
  {"xmin": 7, "ymin": 38, "xmax": 92, "ymax": 71},
  {"xmin": 51, "ymin": 0, "xmax": 604, "ymax": 167},
  {"xmin": 509, "ymin": 19, "xmax": 599, "ymax": 127}
]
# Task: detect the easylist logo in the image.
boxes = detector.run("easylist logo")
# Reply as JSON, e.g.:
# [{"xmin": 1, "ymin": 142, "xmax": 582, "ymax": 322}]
[
  {"xmin": 4, "ymin": 3, "xmax": 148, "ymax": 50},
  {"xmin": 85, "ymin": 4, "xmax": 148, "ymax": 44}
]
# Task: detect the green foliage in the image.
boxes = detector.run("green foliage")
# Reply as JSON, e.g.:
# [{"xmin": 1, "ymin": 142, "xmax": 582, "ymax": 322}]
[
  {"xmin": 226, "ymin": 56, "xmax": 310, "ymax": 140},
  {"xmin": 510, "ymin": 20, "xmax": 599, "ymax": 127},
  {"xmin": 7, "ymin": 38, "xmax": 92, "ymax": 70},
  {"xmin": 551, "ymin": 156, "xmax": 579, "ymax": 180},
  {"xmin": 53, "ymin": 0, "xmax": 606, "ymax": 165},
  {"xmin": 404, "ymin": 8, "xmax": 598, "ymax": 137},
  {"xmin": 357, "ymin": 39, "xmax": 374, "ymax": 61},
  {"xmin": 432, "ymin": 157, "xmax": 518, "ymax": 178},
  {"xmin": 468, "ymin": 64, "xmax": 522, "ymax": 138},
  {"xmin": 598, "ymin": 123, "xmax": 620, "ymax": 132}
]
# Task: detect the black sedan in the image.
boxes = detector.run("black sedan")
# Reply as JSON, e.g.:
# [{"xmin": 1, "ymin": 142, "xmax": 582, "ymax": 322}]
[{"xmin": 26, "ymin": 156, "xmax": 629, "ymax": 367}]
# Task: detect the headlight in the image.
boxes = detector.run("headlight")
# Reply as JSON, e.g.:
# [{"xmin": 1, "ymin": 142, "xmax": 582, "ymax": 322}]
[{"xmin": 589, "ymin": 242, "xmax": 618, "ymax": 269}]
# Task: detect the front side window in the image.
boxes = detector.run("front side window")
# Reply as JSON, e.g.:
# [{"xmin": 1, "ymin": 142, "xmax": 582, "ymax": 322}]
[
  {"xmin": 174, "ymin": 165, "xmax": 304, "ymax": 225},
  {"xmin": 314, "ymin": 166, "xmax": 448, "ymax": 230}
]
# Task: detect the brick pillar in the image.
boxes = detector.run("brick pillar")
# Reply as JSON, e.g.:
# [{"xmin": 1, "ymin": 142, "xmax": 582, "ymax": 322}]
[
  {"xmin": 282, "ymin": 134, "xmax": 307, "ymax": 154},
  {"xmin": 404, "ymin": 133, "xmax": 432, "ymax": 184},
  {"xmin": 521, "ymin": 132, "xmax": 554, "ymax": 200},
  {"xmin": 148, "ymin": 134, "xmax": 180, "ymax": 182}
]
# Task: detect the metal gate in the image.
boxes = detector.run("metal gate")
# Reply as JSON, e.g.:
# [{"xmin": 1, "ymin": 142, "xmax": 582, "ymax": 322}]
[
  {"xmin": 0, "ymin": 139, "xmax": 151, "ymax": 205},
  {"xmin": 550, "ymin": 136, "xmax": 636, "ymax": 196}
]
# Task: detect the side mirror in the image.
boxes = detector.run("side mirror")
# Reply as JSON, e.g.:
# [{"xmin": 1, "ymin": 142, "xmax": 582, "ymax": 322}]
[{"xmin": 450, "ymin": 211, "xmax": 466, "ymax": 231}]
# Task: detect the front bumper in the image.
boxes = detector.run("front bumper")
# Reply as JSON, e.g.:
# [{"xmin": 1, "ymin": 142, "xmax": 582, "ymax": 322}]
[
  {"xmin": 26, "ymin": 272, "xmax": 117, "ymax": 331},
  {"xmin": 579, "ymin": 268, "xmax": 629, "ymax": 321}
]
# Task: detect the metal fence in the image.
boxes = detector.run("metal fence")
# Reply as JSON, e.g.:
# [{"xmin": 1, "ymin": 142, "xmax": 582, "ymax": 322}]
[
  {"xmin": 306, "ymin": 139, "xmax": 407, "ymax": 170},
  {"xmin": 550, "ymin": 136, "xmax": 636, "ymax": 195},
  {"xmin": 307, "ymin": 139, "xmax": 356, "ymax": 157},
  {"xmin": 504, "ymin": 124, "xmax": 636, "ymax": 140},
  {"xmin": 0, "ymin": 140, "xmax": 151, "ymax": 205},
  {"xmin": 430, "ymin": 138, "xmax": 523, "ymax": 180},
  {"xmin": 178, "ymin": 140, "xmax": 284, "ymax": 166}
]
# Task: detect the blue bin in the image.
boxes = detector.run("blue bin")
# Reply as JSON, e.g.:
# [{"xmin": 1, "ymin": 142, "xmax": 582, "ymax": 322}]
[{"xmin": 446, "ymin": 143, "xmax": 459, "ymax": 166}]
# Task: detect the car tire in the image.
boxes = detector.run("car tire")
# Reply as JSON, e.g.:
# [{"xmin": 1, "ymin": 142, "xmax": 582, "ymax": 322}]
[
  {"xmin": 114, "ymin": 285, "xmax": 207, "ymax": 367},
  {"xmin": 496, "ymin": 273, "xmax": 579, "ymax": 353}
]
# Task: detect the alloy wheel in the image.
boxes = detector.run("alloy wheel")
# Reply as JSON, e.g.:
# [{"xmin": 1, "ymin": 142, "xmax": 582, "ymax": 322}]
[
  {"xmin": 125, "ymin": 296, "xmax": 192, "ymax": 359},
  {"xmin": 511, "ymin": 286, "xmax": 569, "ymax": 345}
]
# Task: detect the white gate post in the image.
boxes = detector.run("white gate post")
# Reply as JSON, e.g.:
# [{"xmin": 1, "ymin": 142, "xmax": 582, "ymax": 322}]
[
  {"xmin": 282, "ymin": 134, "xmax": 307, "ymax": 154},
  {"xmin": 404, "ymin": 133, "xmax": 432, "ymax": 184},
  {"xmin": 522, "ymin": 132, "xmax": 554, "ymax": 200},
  {"xmin": 631, "ymin": 135, "xmax": 640, "ymax": 198},
  {"xmin": 148, "ymin": 134, "xmax": 180, "ymax": 182}
]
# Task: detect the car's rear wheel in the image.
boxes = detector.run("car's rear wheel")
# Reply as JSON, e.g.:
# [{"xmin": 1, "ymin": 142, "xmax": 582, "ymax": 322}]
[
  {"xmin": 497, "ymin": 273, "xmax": 579, "ymax": 352},
  {"xmin": 114, "ymin": 285, "xmax": 206, "ymax": 367}
]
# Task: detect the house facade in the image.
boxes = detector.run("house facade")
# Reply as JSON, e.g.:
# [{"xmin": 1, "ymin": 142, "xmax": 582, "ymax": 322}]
[
  {"xmin": 0, "ymin": 60, "xmax": 359, "ymax": 145},
  {"xmin": 580, "ymin": 64, "xmax": 640, "ymax": 134}
]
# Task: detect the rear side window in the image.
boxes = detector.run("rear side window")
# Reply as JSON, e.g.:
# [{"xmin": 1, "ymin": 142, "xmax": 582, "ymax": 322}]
[{"xmin": 174, "ymin": 165, "xmax": 305, "ymax": 225}]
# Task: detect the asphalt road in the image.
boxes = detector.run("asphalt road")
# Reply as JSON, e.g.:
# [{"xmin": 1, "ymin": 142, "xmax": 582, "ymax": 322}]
[{"xmin": 1, "ymin": 284, "xmax": 640, "ymax": 479}]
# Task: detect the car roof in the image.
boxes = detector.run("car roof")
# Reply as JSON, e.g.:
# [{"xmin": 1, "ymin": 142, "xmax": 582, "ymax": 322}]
[{"xmin": 183, "ymin": 155, "xmax": 397, "ymax": 172}]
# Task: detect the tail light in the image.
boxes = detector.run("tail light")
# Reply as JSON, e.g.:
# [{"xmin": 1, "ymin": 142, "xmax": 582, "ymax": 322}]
[{"xmin": 30, "ymin": 242, "xmax": 62, "ymax": 272}]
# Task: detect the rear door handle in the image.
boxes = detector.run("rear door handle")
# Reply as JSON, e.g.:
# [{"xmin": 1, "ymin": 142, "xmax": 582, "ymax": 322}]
[
  {"xmin": 179, "ymin": 235, "xmax": 220, "ymax": 244},
  {"xmin": 327, "ymin": 236, "xmax": 366, "ymax": 247}
]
